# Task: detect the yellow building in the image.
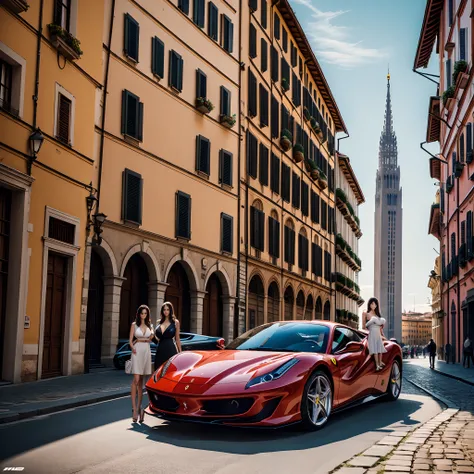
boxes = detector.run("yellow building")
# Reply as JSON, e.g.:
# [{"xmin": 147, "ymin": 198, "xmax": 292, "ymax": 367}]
[
  {"xmin": 242, "ymin": 0, "xmax": 348, "ymax": 328},
  {"xmin": 0, "ymin": 0, "xmax": 105, "ymax": 381},
  {"xmin": 402, "ymin": 311, "xmax": 432, "ymax": 346}
]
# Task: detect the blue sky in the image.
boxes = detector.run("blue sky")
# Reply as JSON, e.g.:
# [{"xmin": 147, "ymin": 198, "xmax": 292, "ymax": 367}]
[{"xmin": 289, "ymin": 0, "xmax": 440, "ymax": 314}]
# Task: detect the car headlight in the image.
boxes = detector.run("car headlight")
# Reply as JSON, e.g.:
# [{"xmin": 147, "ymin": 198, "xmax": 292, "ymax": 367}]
[
  {"xmin": 245, "ymin": 359, "xmax": 299, "ymax": 389},
  {"xmin": 153, "ymin": 356, "xmax": 176, "ymax": 383}
]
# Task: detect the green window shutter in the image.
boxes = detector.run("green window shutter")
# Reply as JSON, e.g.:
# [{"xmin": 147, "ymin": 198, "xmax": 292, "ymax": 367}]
[
  {"xmin": 220, "ymin": 86, "xmax": 230, "ymax": 116},
  {"xmin": 196, "ymin": 69, "xmax": 207, "ymax": 99},
  {"xmin": 152, "ymin": 37, "xmax": 165, "ymax": 78},
  {"xmin": 122, "ymin": 169, "xmax": 143, "ymax": 224},
  {"xmin": 124, "ymin": 13, "xmax": 139, "ymax": 62},
  {"xmin": 176, "ymin": 191, "xmax": 191, "ymax": 239},
  {"xmin": 221, "ymin": 213, "xmax": 233, "ymax": 253},
  {"xmin": 219, "ymin": 149, "xmax": 233, "ymax": 186},
  {"xmin": 250, "ymin": 24, "xmax": 257, "ymax": 59},
  {"xmin": 196, "ymin": 135, "xmax": 210, "ymax": 175},
  {"xmin": 121, "ymin": 90, "xmax": 128, "ymax": 135},
  {"xmin": 178, "ymin": 0, "xmax": 190, "ymax": 14},
  {"xmin": 208, "ymin": 3, "xmax": 218, "ymax": 41},
  {"xmin": 137, "ymin": 101, "xmax": 144, "ymax": 141},
  {"xmin": 193, "ymin": 0, "xmax": 205, "ymax": 28}
]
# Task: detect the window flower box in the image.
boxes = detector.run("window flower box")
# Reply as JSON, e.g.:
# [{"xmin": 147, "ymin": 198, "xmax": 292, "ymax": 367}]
[
  {"xmin": 303, "ymin": 107, "xmax": 311, "ymax": 121},
  {"xmin": 220, "ymin": 114, "xmax": 236, "ymax": 129},
  {"xmin": 318, "ymin": 172, "xmax": 328, "ymax": 189},
  {"xmin": 454, "ymin": 161, "xmax": 464, "ymax": 178},
  {"xmin": 280, "ymin": 129, "xmax": 292, "ymax": 151},
  {"xmin": 293, "ymin": 144, "xmax": 304, "ymax": 163},
  {"xmin": 196, "ymin": 97, "xmax": 214, "ymax": 114},
  {"xmin": 454, "ymin": 60, "xmax": 469, "ymax": 88},
  {"xmin": 442, "ymin": 85, "xmax": 455, "ymax": 111},
  {"xmin": 48, "ymin": 24, "xmax": 82, "ymax": 60}
]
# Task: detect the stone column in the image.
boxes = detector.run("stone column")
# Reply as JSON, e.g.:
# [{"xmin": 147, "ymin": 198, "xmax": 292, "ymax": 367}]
[
  {"xmin": 148, "ymin": 281, "xmax": 169, "ymax": 326},
  {"xmin": 263, "ymin": 295, "xmax": 268, "ymax": 324},
  {"xmin": 102, "ymin": 276, "xmax": 125, "ymax": 359},
  {"xmin": 190, "ymin": 290, "xmax": 207, "ymax": 334},
  {"xmin": 222, "ymin": 296, "xmax": 237, "ymax": 343}
]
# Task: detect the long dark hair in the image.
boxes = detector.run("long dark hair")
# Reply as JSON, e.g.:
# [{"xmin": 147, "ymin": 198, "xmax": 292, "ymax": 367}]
[
  {"xmin": 159, "ymin": 301, "xmax": 176, "ymax": 325},
  {"xmin": 367, "ymin": 297, "xmax": 381, "ymax": 317},
  {"xmin": 135, "ymin": 305, "xmax": 151, "ymax": 328}
]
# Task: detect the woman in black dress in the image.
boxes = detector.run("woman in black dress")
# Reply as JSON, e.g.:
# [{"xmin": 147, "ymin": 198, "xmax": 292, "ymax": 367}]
[{"xmin": 154, "ymin": 301, "xmax": 182, "ymax": 371}]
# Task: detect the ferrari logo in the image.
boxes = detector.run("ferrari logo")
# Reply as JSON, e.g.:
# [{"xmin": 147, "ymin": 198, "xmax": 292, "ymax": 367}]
[
  {"xmin": 330, "ymin": 357, "xmax": 337, "ymax": 366},
  {"xmin": 381, "ymin": 379, "xmax": 385, "ymax": 386},
  {"xmin": 185, "ymin": 385, "xmax": 189, "ymax": 391}
]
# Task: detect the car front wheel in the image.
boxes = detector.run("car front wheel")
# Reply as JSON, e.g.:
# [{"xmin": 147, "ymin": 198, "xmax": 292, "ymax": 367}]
[
  {"xmin": 300, "ymin": 370, "xmax": 333, "ymax": 431},
  {"xmin": 386, "ymin": 360, "xmax": 402, "ymax": 401}
]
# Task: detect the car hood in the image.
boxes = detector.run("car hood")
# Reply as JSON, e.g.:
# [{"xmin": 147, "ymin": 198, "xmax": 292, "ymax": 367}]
[{"xmin": 160, "ymin": 350, "xmax": 301, "ymax": 385}]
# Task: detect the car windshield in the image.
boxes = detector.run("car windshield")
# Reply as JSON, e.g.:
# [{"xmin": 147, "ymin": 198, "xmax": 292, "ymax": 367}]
[{"xmin": 226, "ymin": 322, "xmax": 330, "ymax": 353}]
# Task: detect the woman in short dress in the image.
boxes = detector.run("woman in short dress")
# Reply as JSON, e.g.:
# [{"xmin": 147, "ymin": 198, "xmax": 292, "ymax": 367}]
[
  {"xmin": 154, "ymin": 302, "xmax": 182, "ymax": 371},
  {"xmin": 363, "ymin": 297, "xmax": 387, "ymax": 371},
  {"xmin": 129, "ymin": 305, "xmax": 153, "ymax": 423}
]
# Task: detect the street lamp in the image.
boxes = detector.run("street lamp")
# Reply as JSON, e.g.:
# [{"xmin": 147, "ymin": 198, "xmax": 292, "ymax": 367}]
[
  {"xmin": 85, "ymin": 187, "xmax": 107, "ymax": 246},
  {"xmin": 28, "ymin": 128, "xmax": 44, "ymax": 174}
]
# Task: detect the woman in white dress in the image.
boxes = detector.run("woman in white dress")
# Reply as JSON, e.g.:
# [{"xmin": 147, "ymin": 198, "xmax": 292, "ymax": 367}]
[
  {"xmin": 363, "ymin": 297, "xmax": 387, "ymax": 371},
  {"xmin": 129, "ymin": 305, "xmax": 153, "ymax": 423}
]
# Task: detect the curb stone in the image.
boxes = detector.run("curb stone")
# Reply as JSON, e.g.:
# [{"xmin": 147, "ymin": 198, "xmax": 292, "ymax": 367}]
[
  {"xmin": 432, "ymin": 368, "xmax": 474, "ymax": 387},
  {"xmin": 330, "ymin": 405, "xmax": 460, "ymax": 474}
]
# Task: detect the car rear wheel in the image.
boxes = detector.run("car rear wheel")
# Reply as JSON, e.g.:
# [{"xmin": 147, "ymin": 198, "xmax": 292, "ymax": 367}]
[
  {"xmin": 386, "ymin": 360, "xmax": 402, "ymax": 401},
  {"xmin": 300, "ymin": 370, "xmax": 332, "ymax": 431}
]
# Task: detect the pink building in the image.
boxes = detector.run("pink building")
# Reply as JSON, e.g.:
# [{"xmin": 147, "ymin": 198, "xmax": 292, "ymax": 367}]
[{"xmin": 415, "ymin": 0, "xmax": 474, "ymax": 363}]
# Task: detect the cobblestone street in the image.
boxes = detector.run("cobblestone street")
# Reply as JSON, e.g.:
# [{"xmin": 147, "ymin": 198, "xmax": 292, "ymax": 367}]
[{"xmin": 333, "ymin": 360, "xmax": 474, "ymax": 474}]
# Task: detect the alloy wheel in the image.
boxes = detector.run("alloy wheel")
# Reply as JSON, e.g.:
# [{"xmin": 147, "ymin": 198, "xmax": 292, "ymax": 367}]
[
  {"xmin": 390, "ymin": 361, "xmax": 401, "ymax": 399},
  {"xmin": 306, "ymin": 374, "xmax": 332, "ymax": 427}
]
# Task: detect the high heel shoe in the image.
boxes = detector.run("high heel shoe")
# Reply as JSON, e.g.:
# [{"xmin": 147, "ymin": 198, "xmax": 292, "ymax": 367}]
[
  {"xmin": 132, "ymin": 408, "xmax": 138, "ymax": 422},
  {"xmin": 139, "ymin": 408, "xmax": 145, "ymax": 423}
]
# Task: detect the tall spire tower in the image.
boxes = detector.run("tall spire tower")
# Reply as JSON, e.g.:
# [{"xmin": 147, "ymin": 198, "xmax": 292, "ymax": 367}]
[{"xmin": 374, "ymin": 73, "xmax": 403, "ymax": 341}]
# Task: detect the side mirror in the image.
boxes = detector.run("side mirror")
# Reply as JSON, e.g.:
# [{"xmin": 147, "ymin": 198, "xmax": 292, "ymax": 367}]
[{"xmin": 336, "ymin": 341, "xmax": 365, "ymax": 355}]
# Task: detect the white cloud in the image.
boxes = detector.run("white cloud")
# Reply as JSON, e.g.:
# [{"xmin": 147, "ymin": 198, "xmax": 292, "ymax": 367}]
[{"xmin": 291, "ymin": 0, "xmax": 386, "ymax": 68}]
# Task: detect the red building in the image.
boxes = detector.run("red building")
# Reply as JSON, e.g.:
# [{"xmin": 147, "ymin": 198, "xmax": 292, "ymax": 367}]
[{"xmin": 414, "ymin": 0, "xmax": 474, "ymax": 363}]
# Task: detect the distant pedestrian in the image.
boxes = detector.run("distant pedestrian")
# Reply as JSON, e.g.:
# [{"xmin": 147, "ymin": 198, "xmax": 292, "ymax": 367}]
[
  {"xmin": 410, "ymin": 346, "xmax": 415, "ymax": 359},
  {"xmin": 445, "ymin": 342, "xmax": 452, "ymax": 364},
  {"xmin": 364, "ymin": 297, "xmax": 387, "ymax": 371},
  {"xmin": 427, "ymin": 339, "xmax": 437, "ymax": 369},
  {"xmin": 129, "ymin": 305, "xmax": 154, "ymax": 423},
  {"xmin": 463, "ymin": 337, "xmax": 474, "ymax": 368}
]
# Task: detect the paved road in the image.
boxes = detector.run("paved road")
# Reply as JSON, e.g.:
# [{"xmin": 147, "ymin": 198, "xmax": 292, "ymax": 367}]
[{"xmin": 0, "ymin": 377, "xmax": 440, "ymax": 474}]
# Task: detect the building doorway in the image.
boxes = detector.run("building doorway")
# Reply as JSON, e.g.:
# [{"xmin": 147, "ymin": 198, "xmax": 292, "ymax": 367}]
[
  {"xmin": 315, "ymin": 297, "xmax": 322, "ymax": 320},
  {"xmin": 42, "ymin": 253, "xmax": 68, "ymax": 378},
  {"xmin": 284, "ymin": 286, "xmax": 294, "ymax": 320},
  {"xmin": 305, "ymin": 294, "xmax": 314, "ymax": 320},
  {"xmin": 119, "ymin": 254, "xmax": 149, "ymax": 339},
  {"xmin": 85, "ymin": 250, "xmax": 105, "ymax": 367},
  {"xmin": 203, "ymin": 273, "xmax": 223, "ymax": 336},
  {"xmin": 248, "ymin": 274, "xmax": 264, "ymax": 329},
  {"xmin": 267, "ymin": 282, "xmax": 280, "ymax": 322},
  {"xmin": 165, "ymin": 262, "xmax": 191, "ymax": 332},
  {"xmin": 324, "ymin": 300, "xmax": 331, "ymax": 321}
]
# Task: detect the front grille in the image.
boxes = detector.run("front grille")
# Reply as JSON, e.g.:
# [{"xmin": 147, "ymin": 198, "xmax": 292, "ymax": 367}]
[
  {"xmin": 202, "ymin": 397, "xmax": 254, "ymax": 416},
  {"xmin": 148, "ymin": 391, "xmax": 179, "ymax": 412}
]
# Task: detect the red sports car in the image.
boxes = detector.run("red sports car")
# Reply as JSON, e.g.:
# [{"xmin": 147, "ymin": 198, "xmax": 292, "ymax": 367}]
[{"xmin": 145, "ymin": 321, "xmax": 402, "ymax": 430}]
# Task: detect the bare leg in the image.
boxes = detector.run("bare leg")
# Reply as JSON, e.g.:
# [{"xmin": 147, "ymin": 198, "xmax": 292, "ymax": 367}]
[
  {"xmin": 137, "ymin": 376, "xmax": 143, "ymax": 411},
  {"xmin": 131, "ymin": 375, "xmax": 139, "ymax": 421}
]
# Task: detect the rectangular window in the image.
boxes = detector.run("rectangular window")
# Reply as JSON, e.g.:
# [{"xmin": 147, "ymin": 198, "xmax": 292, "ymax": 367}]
[
  {"xmin": 222, "ymin": 15, "xmax": 234, "ymax": 53},
  {"xmin": 460, "ymin": 133, "xmax": 465, "ymax": 162},
  {"xmin": 48, "ymin": 217, "xmax": 75, "ymax": 245},
  {"xmin": 446, "ymin": 58, "xmax": 452, "ymax": 89},
  {"xmin": 268, "ymin": 216, "xmax": 280, "ymax": 258},
  {"xmin": 324, "ymin": 251, "xmax": 331, "ymax": 281},
  {"xmin": 312, "ymin": 242, "xmax": 322, "ymax": 277},
  {"xmin": 299, "ymin": 56, "xmax": 303, "ymax": 77},
  {"xmin": 311, "ymin": 190, "xmax": 319, "ymax": 223},
  {"xmin": 460, "ymin": 28, "xmax": 467, "ymax": 61},
  {"xmin": 250, "ymin": 206, "xmax": 265, "ymax": 251},
  {"xmin": 259, "ymin": 143, "xmax": 269, "ymax": 186},
  {"xmin": 169, "ymin": 50, "xmax": 184, "ymax": 92},
  {"xmin": 261, "ymin": 0, "xmax": 267, "ymax": 28},
  {"xmin": 281, "ymin": 57, "xmax": 290, "ymax": 85},
  {"xmin": 298, "ymin": 233, "xmax": 309, "ymax": 271},
  {"xmin": 291, "ymin": 42, "xmax": 297, "ymax": 67},
  {"xmin": 121, "ymin": 89, "xmax": 143, "ymax": 141},
  {"xmin": 292, "ymin": 71, "xmax": 300, "ymax": 106},
  {"xmin": 208, "ymin": 3, "xmax": 218, "ymax": 41},
  {"xmin": 221, "ymin": 213, "xmax": 233, "ymax": 254},
  {"xmin": 250, "ymin": 24, "xmax": 257, "ymax": 59},
  {"xmin": 461, "ymin": 220, "xmax": 466, "ymax": 245},
  {"xmin": 247, "ymin": 131, "xmax": 258, "ymax": 178},
  {"xmin": 282, "ymin": 28, "xmax": 288, "ymax": 52},
  {"xmin": 467, "ymin": 123, "xmax": 473, "ymax": 158},
  {"xmin": 196, "ymin": 69, "xmax": 207, "ymax": 99},
  {"xmin": 122, "ymin": 169, "xmax": 143, "ymax": 225},
  {"xmin": 219, "ymin": 149, "xmax": 233, "ymax": 186},
  {"xmin": 274, "ymin": 12, "xmax": 280, "ymax": 40},
  {"xmin": 281, "ymin": 162, "xmax": 290, "ymax": 202},
  {"xmin": 151, "ymin": 37, "xmax": 165, "ymax": 78},
  {"xmin": 284, "ymin": 225, "xmax": 295, "ymax": 265},
  {"xmin": 193, "ymin": 0, "xmax": 205, "ymax": 27},
  {"xmin": 271, "ymin": 46, "xmax": 279, "ymax": 83},
  {"xmin": 271, "ymin": 95, "xmax": 279, "ymax": 139},
  {"xmin": 0, "ymin": 59, "xmax": 13, "ymax": 114},
  {"xmin": 220, "ymin": 86, "xmax": 231, "ymax": 116},
  {"xmin": 301, "ymin": 181, "xmax": 309, "ymax": 216},
  {"xmin": 176, "ymin": 191, "xmax": 192, "ymax": 240},
  {"xmin": 261, "ymin": 38, "xmax": 268, "ymax": 72},
  {"xmin": 448, "ymin": 0, "xmax": 454, "ymax": 26},
  {"xmin": 467, "ymin": 211, "xmax": 473, "ymax": 255},
  {"xmin": 249, "ymin": 0, "xmax": 258, "ymax": 12},
  {"xmin": 196, "ymin": 135, "xmax": 211, "ymax": 176},
  {"xmin": 292, "ymin": 172, "xmax": 300, "ymax": 209},
  {"xmin": 281, "ymin": 104, "xmax": 289, "ymax": 134},
  {"xmin": 248, "ymin": 69, "xmax": 257, "ymax": 117},
  {"xmin": 259, "ymin": 83, "xmax": 269, "ymax": 128},
  {"xmin": 54, "ymin": 0, "xmax": 71, "ymax": 31},
  {"xmin": 321, "ymin": 200, "xmax": 327, "ymax": 230},
  {"xmin": 124, "ymin": 13, "xmax": 140, "ymax": 62},
  {"xmin": 56, "ymin": 92, "xmax": 72, "ymax": 144},
  {"xmin": 270, "ymin": 153, "xmax": 280, "ymax": 194},
  {"xmin": 178, "ymin": 0, "xmax": 190, "ymax": 15}
]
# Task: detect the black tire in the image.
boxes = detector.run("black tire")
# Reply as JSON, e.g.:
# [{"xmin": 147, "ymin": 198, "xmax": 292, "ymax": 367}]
[
  {"xmin": 386, "ymin": 360, "xmax": 402, "ymax": 401},
  {"xmin": 300, "ymin": 370, "xmax": 333, "ymax": 431}
]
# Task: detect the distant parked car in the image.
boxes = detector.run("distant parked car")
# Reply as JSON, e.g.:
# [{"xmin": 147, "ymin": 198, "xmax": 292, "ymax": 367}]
[{"xmin": 113, "ymin": 333, "xmax": 225, "ymax": 370}]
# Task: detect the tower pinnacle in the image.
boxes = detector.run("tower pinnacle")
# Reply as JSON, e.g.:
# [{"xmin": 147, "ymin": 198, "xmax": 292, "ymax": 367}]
[{"xmin": 379, "ymin": 72, "xmax": 398, "ymax": 169}]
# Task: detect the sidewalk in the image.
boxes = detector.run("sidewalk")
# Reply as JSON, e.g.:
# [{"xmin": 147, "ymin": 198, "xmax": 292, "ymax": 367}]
[
  {"xmin": 0, "ymin": 368, "xmax": 133, "ymax": 424},
  {"xmin": 409, "ymin": 357, "xmax": 474, "ymax": 385}
]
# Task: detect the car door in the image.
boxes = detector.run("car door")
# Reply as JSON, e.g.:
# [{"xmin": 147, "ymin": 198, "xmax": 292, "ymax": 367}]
[{"xmin": 331, "ymin": 327, "xmax": 376, "ymax": 406}]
